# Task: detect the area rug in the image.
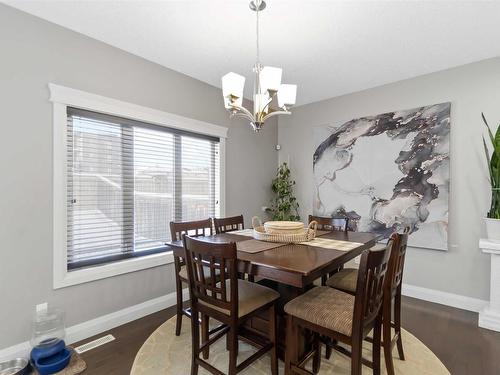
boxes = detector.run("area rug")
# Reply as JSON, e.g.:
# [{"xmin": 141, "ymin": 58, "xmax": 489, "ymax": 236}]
[{"xmin": 131, "ymin": 316, "xmax": 449, "ymax": 375}]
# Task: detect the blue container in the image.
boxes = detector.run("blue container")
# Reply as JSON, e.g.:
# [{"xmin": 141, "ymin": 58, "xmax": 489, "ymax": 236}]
[
  {"xmin": 31, "ymin": 340, "xmax": 71, "ymax": 375},
  {"xmin": 34, "ymin": 348, "xmax": 71, "ymax": 375}
]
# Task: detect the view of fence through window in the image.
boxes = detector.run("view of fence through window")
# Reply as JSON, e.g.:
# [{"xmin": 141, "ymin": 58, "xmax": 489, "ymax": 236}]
[{"xmin": 66, "ymin": 108, "xmax": 220, "ymax": 267}]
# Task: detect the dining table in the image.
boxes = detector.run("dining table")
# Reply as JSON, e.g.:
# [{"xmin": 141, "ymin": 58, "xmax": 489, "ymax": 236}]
[{"xmin": 167, "ymin": 229, "xmax": 380, "ymax": 358}]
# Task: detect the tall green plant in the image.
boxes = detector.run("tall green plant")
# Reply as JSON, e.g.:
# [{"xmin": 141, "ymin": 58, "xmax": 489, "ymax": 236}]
[
  {"xmin": 482, "ymin": 113, "xmax": 500, "ymax": 219},
  {"xmin": 268, "ymin": 162, "xmax": 300, "ymax": 221}
]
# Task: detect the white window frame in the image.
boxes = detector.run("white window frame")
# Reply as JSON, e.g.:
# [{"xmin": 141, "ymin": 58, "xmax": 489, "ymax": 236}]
[{"xmin": 50, "ymin": 83, "xmax": 228, "ymax": 289}]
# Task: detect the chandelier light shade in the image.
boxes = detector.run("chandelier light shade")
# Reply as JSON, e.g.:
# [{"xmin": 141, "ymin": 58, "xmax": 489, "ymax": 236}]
[
  {"xmin": 222, "ymin": 72, "xmax": 245, "ymax": 108},
  {"xmin": 221, "ymin": 0, "xmax": 297, "ymax": 132},
  {"xmin": 277, "ymin": 84, "xmax": 297, "ymax": 108},
  {"xmin": 260, "ymin": 66, "xmax": 282, "ymax": 92}
]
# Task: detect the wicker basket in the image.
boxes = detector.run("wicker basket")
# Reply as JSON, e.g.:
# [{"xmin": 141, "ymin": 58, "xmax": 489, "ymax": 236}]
[
  {"xmin": 252, "ymin": 217, "xmax": 317, "ymax": 243},
  {"xmin": 264, "ymin": 221, "xmax": 305, "ymax": 234}
]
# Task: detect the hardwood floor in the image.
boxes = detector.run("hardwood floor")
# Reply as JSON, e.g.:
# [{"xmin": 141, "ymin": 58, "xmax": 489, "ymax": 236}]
[
  {"xmin": 401, "ymin": 297, "xmax": 500, "ymax": 375},
  {"xmin": 74, "ymin": 297, "xmax": 500, "ymax": 374},
  {"xmin": 73, "ymin": 305, "xmax": 176, "ymax": 375}
]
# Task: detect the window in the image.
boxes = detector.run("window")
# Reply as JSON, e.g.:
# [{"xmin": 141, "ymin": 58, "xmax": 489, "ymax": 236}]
[
  {"xmin": 66, "ymin": 108, "xmax": 220, "ymax": 269},
  {"xmin": 50, "ymin": 84, "xmax": 227, "ymax": 288}
]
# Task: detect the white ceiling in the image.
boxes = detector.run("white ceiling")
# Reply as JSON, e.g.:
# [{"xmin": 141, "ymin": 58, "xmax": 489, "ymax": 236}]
[{"xmin": 5, "ymin": 0, "xmax": 500, "ymax": 105}]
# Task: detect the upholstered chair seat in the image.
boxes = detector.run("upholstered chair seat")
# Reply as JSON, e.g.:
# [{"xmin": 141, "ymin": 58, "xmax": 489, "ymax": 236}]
[
  {"xmin": 284, "ymin": 286, "xmax": 354, "ymax": 336},
  {"xmin": 200, "ymin": 279, "xmax": 280, "ymax": 317},
  {"xmin": 325, "ymin": 268, "xmax": 358, "ymax": 294}
]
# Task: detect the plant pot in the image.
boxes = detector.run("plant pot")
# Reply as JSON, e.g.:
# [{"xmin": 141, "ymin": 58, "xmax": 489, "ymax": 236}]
[{"xmin": 485, "ymin": 217, "xmax": 500, "ymax": 242}]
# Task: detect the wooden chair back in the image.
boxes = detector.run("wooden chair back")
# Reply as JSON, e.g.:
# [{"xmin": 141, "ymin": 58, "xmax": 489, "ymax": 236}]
[
  {"xmin": 353, "ymin": 239, "xmax": 393, "ymax": 335},
  {"xmin": 170, "ymin": 219, "xmax": 214, "ymax": 280},
  {"xmin": 386, "ymin": 229, "xmax": 409, "ymax": 298},
  {"xmin": 214, "ymin": 215, "xmax": 244, "ymax": 234},
  {"xmin": 169, "ymin": 218, "xmax": 213, "ymax": 241},
  {"xmin": 183, "ymin": 236, "xmax": 238, "ymax": 318},
  {"xmin": 308, "ymin": 215, "xmax": 349, "ymax": 232}
]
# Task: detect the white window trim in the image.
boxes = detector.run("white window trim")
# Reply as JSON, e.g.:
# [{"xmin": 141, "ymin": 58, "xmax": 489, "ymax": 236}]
[{"xmin": 50, "ymin": 83, "xmax": 228, "ymax": 289}]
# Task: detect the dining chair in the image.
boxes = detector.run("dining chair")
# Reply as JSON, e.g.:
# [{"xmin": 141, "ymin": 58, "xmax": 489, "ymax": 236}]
[
  {"xmin": 325, "ymin": 230, "xmax": 409, "ymax": 375},
  {"xmin": 214, "ymin": 215, "xmax": 255, "ymax": 282},
  {"xmin": 214, "ymin": 215, "xmax": 244, "ymax": 234},
  {"xmin": 309, "ymin": 215, "xmax": 353, "ymax": 285},
  {"xmin": 284, "ymin": 240, "xmax": 393, "ymax": 375},
  {"xmin": 183, "ymin": 235, "xmax": 280, "ymax": 375},
  {"xmin": 308, "ymin": 214, "xmax": 349, "ymax": 232},
  {"xmin": 170, "ymin": 218, "xmax": 213, "ymax": 337}
]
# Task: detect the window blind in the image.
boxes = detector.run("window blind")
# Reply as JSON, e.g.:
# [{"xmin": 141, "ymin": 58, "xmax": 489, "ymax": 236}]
[{"xmin": 66, "ymin": 108, "xmax": 220, "ymax": 269}]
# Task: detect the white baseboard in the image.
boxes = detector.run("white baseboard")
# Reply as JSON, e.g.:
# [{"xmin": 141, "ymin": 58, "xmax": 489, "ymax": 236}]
[
  {"xmin": 0, "ymin": 288, "xmax": 189, "ymax": 362},
  {"xmin": 479, "ymin": 306, "xmax": 500, "ymax": 332},
  {"xmin": 402, "ymin": 283, "xmax": 488, "ymax": 313}
]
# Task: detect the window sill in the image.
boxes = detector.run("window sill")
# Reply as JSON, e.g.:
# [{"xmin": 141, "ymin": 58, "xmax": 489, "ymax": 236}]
[{"xmin": 53, "ymin": 251, "xmax": 174, "ymax": 289}]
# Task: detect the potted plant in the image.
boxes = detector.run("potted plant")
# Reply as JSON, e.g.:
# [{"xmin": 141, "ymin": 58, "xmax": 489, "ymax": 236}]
[
  {"xmin": 267, "ymin": 162, "xmax": 300, "ymax": 221},
  {"xmin": 482, "ymin": 113, "xmax": 500, "ymax": 241}
]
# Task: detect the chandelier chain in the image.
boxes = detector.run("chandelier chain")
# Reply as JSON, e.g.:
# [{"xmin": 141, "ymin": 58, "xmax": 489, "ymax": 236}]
[{"xmin": 256, "ymin": 2, "xmax": 260, "ymax": 63}]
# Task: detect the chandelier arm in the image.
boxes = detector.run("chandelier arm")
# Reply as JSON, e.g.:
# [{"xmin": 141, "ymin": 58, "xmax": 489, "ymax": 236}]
[
  {"xmin": 261, "ymin": 110, "xmax": 291, "ymax": 123},
  {"xmin": 229, "ymin": 107, "xmax": 255, "ymax": 123},
  {"xmin": 259, "ymin": 92, "xmax": 277, "ymax": 120},
  {"xmin": 229, "ymin": 104, "xmax": 255, "ymax": 120},
  {"xmin": 232, "ymin": 112, "xmax": 256, "ymax": 122}
]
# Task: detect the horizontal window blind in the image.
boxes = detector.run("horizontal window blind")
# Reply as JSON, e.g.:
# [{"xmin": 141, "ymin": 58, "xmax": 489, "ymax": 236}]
[{"xmin": 67, "ymin": 108, "xmax": 220, "ymax": 269}]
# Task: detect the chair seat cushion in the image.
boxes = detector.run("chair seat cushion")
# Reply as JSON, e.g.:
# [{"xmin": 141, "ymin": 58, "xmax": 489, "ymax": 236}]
[
  {"xmin": 284, "ymin": 286, "xmax": 354, "ymax": 336},
  {"xmin": 325, "ymin": 268, "xmax": 358, "ymax": 293},
  {"xmin": 200, "ymin": 280, "xmax": 280, "ymax": 318},
  {"xmin": 178, "ymin": 266, "xmax": 220, "ymax": 281}
]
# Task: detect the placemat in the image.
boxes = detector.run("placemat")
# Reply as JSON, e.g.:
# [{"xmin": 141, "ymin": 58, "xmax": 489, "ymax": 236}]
[
  {"xmin": 315, "ymin": 230, "xmax": 330, "ymax": 237},
  {"xmin": 301, "ymin": 238, "xmax": 363, "ymax": 251},
  {"xmin": 236, "ymin": 239, "xmax": 285, "ymax": 253},
  {"xmin": 229, "ymin": 228, "xmax": 254, "ymax": 237}
]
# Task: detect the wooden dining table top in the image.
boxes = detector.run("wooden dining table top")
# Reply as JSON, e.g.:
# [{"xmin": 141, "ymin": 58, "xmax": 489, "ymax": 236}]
[{"xmin": 167, "ymin": 230, "xmax": 380, "ymax": 289}]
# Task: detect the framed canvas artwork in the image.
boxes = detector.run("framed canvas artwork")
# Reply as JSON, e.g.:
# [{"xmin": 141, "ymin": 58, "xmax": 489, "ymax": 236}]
[{"xmin": 313, "ymin": 102, "xmax": 451, "ymax": 250}]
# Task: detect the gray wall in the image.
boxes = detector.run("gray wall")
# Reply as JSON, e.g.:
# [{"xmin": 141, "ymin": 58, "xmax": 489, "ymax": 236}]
[
  {"xmin": 2, "ymin": 0, "xmax": 499, "ymax": 351},
  {"xmin": 0, "ymin": 4, "xmax": 277, "ymax": 349},
  {"xmin": 279, "ymin": 57, "xmax": 500, "ymax": 301}
]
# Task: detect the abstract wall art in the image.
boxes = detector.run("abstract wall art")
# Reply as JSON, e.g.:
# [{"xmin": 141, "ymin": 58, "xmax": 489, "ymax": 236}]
[{"xmin": 313, "ymin": 103, "xmax": 451, "ymax": 250}]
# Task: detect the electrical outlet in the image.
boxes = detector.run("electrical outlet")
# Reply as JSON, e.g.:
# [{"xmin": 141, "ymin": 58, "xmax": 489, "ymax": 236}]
[{"xmin": 36, "ymin": 302, "xmax": 48, "ymax": 314}]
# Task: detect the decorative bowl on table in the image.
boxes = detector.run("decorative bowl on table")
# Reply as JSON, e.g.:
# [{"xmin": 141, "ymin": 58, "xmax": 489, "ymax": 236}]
[
  {"xmin": 263, "ymin": 221, "xmax": 305, "ymax": 234},
  {"xmin": 252, "ymin": 217, "xmax": 317, "ymax": 243}
]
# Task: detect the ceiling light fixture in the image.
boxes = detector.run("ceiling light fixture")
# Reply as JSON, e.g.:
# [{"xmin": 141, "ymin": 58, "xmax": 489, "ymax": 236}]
[{"xmin": 221, "ymin": 0, "xmax": 297, "ymax": 132}]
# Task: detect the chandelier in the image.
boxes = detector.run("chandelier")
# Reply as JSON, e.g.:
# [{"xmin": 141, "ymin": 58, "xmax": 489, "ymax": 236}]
[{"xmin": 221, "ymin": 0, "xmax": 297, "ymax": 132}]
